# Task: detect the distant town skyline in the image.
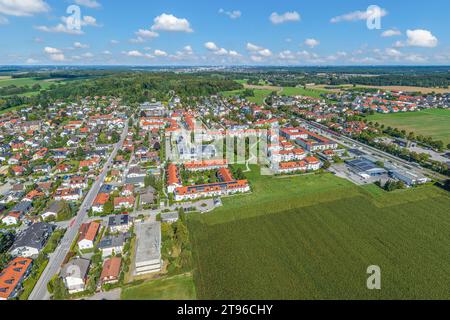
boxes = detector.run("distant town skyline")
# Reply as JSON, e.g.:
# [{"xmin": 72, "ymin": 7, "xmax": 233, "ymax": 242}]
[{"xmin": 0, "ymin": 0, "xmax": 449, "ymax": 66}]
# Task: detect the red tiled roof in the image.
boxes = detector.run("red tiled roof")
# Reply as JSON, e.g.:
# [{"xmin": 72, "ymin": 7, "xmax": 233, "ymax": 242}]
[
  {"xmin": 184, "ymin": 160, "xmax": 228, "ymax": 170},
  {"xmin": 167, "ymin": 163, "xmax": 181, "ymax": 185},
  {"xmin": 0, "ymin": 257, "xmax": 32, "ymax": 300},
  {"xmin": 218, "ymin": 167, "xmax": 234, "ymax": 182},
  {"xmin": 94, "ymin": 193, "xmax": 109, "ymax": 206},
  {"xmin": 78, "ymin": 221, "xmax": 100, "ymax": 242},
  {"xmin": 100, "ymin": 257, "xmax": 121, "ymax": 282},
  {"xmin": 114, "ymin": 197, "xmax": 135, "ymax": 207}
]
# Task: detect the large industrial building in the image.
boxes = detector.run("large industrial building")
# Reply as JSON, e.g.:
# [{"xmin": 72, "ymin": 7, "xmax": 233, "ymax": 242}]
[{"xmin": 346, "ymin": 158, "xmax": 387, "ymax": 178}]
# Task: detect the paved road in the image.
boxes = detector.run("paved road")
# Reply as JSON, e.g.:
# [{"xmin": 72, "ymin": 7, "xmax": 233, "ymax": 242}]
[
  {"xmin": 302, "ymin": 120, "xmax": 447, "ymax": 181},
  {"xmin": 28, "ymin": 123, "xmax": 129, "ymax": 301}
]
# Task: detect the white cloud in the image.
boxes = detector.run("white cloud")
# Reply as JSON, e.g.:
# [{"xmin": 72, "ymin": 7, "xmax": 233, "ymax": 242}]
[
  {"xmin": 405, "ymin": 54, "xmax": 427, "ymax": 63},
  {"xmin": 74, "ymin": 0, "xmax": 101, "ymax": 8},
  {"xmin": 246, "ymin": 42, "xmax": 272, "ymax": 57},
  {"xmin": 26, "ymin": 58, "xmax": 38, "ymax": 64},
  {"xmin": 37, "ymin": 15, "xmax": 99, "ymax": 35},
  {"xmin": 385, "ymin": 48, "xmax": 402, "ymax": 58},
  {"xmin": 136, "ymin": 28, "xmax": 159, "ymax": 38},
  {"xmin": 129, "ymin": 37, "xmax": 145, "ymax": 44},
  {"xmin": 331, "ymin": 8, "xmax": 387, "ymax": 23},
  {"xmin": 183, "ymin": 45, "xmax": 193, "ymax": 54},
  {"xmin": 35, "ymin": 23, "xmax": 84, "ymax": 35},
  {"xmin": 125, "ymin": 50, "xmax": 143, "ymax": 57},
  {"xmin": 205, "ymin": 42, "xmax": 219, "ymax": 51},
  {"xmin": 49, "ymin": 53, "xmax": 65, "ymax": 61},
  {"xmin": 110, "ymin": 40, "xmax": 119, "ymax": 45},
  {"xmin": 44, "ymin": 47, "xmax": 62, "ymax": 54},
  {"xmin": 304, "ymin": 38, "xmax": 320, "ymax": 48},
  {"xmin": 0, "ymin": 15, "xmax": 8, "ymax": 24},
  {"xmin": 258, "ymin": 49, "xmax": 272, "ymax": 57},
  {"xmin": 406, "ymin": 29, "xmax": 438, "ymax": 48},
  {"xmin": 246, "ymin": 43, "xmax": 260, "ymax": 51},
  {"xmin": 278, "ymin": 50, "xmax": 296, "ymax": 60},
  {"xmin": 151, "ymin": 13, "xmax": 193, "ymax": 33},
  {"xmin": 270, "ymin": 11, "xmax": 300, "ymax": 25},
  {"xmin": 381, "ymin": 29, "xmax": 401, "ymax": 37},
  {"xmin": 44, "ymin": 47, "xmax": 65, "ymax": 61},
  {"xmin": 228, "ymin": 50, "xmax": 240, "ymax": 57},
  {"xmin": 82, "ymin": 52, "xmax": 94, "ymax": 58},
  {"xmin": 0, "ymin": 0, "xmax": 49, "ymax": 17},
  {"xmin": 81, "ymin": 15, "xmax": 99, "ymax": 27},
  {"xmin": 250, "ymin": 55, "xmax": 263, "ymax": 62},
  {"xmin": 219, "ymin": 8, "xmax": 241, "ymax": 19},
  {"xmin": 102, "ymin": 50, "xmax": 111, "ymax": 55},
  {"xmin": 74, "ymin": 42, "xmax": 89, "ymax": 49},
  {"xmin": 393, "ymin": 40, "xmax": 405, "ymax": 48},
  {"xmin": 204, "ymin": 42, "xmax": 240, "ymax": 58},
  {"xmin": 154, "ymin": 49, "xmax": 168, "ymax": 57}
]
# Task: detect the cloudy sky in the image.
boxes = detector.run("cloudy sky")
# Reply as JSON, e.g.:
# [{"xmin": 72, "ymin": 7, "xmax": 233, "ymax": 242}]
[{"xmin": 0, "ymin": 0, "xmax": 449, "ymax": 65}]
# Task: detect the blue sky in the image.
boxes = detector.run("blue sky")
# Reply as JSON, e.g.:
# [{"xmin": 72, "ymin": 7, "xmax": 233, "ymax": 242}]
[{"xmin": 0, "ymin": 0, "xmax": 449, "ymax": 65}]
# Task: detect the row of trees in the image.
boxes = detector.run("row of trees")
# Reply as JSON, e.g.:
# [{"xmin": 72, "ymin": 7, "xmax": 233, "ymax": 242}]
[
  {"xmin": 161, "ymin": 210, "xmax": 192, "ymax": 275},
  {"xmin": 355, "ymin": 132, "xmax": 450, "ymax": 176},
  {"xmin": 375, "ymin": 179, "xmax": 406, "ymax": 192}
]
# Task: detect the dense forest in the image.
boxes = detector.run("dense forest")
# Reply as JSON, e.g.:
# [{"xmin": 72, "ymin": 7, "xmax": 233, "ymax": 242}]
[
  {"xmin": 205, "ymin": 67, "xmax": 450, "ymax": 88},
  {"xmin": 0, "ymin": 72, "xmax": 242, "ymax": 111}
]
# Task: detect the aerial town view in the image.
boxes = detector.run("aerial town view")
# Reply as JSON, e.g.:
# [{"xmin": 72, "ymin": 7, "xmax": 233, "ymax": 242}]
[{"xmin": 0, "ymin": 0, "xmax": 449, "ymax": 312}]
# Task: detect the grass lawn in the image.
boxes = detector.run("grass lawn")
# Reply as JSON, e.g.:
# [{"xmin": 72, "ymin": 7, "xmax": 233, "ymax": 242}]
[
  {"xmin": 221, "ymin": 89, "xmax": 273, "ymax": 105},
  {"xmin": 188, "ymin": 165, "xmax": 450, "ymax": 299},
  {"xmin": 121, "ymin": 273, "xmax": 197, "ymax": 300},
  {"xmin": 367, "ymin": 109, "xmax": 450, "ymax": 145}
]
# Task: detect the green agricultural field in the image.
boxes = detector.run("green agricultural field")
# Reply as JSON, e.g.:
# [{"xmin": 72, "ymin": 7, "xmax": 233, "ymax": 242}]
[
  {"xmin": 367, "ymin": 109, "xmax": 450, "ymax": 145},
  {"xmin": 0, "ymin": 77, "xmax": 64, "ymax": 97},
  {"xmin": 0, "ymin": 77, "xmax": 55, "ymax": 88},
  {"xmin": 121, "ymin": 273, "xmax": 196, "ymax": 300},
  {"xmin": 235, "ymin": 79, "xmax": 248, "ymax": 85},
  {"xmin": 281, "ymin": 87, "xmax": 330, "ymax": 99},
  {"xmin": 221, "ymin": 89, "xmax": 273, "ymax": 105},
  {"xmin": 188, "ymin": 165, "xmax": 450, "ymax": 299}
]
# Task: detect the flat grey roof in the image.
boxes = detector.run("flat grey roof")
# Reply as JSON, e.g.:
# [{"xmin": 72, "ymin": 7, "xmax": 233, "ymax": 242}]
[{"xmin": 135, "ymin": 221, "xmax": 161, "ymax": 265}]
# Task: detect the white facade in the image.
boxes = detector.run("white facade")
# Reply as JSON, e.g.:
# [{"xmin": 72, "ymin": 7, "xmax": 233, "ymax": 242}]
[
  {"xmin": 41, "ymin": 211, "xmax": 57, "ymax": 220},
  {"xmin": 174, "ymin": 185, "xmax": 250, "ymax": 202},
  {"xmin": 78, "ymin": 239, "xmax": 94, "ymax": 251},
  {"xmin": 1, "ymin": 215, "xmax": 19, "ymax": 226},
  {"xmin": 10, "ymin": 246, "xmax": 39, "ymax": 258},
  {"xmin": 64, "ymin": 276, "xmax": 86, "ymax": 294},
  {"xmin": 100, "ymin": 245, "xmax": 124, "ymax": 259}
]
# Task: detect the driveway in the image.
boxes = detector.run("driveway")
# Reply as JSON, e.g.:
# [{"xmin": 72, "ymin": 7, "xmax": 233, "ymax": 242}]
[{"xmin": 83, "ymin": 289, "xmax": 122, "ymax": 301}]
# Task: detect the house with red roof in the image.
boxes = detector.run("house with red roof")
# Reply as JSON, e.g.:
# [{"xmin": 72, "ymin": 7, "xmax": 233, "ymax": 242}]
[
  {"xmin": 92, "ymin": 193, "xmax": 109, "ymax": 213},
  {"xmin": 114, "ymin": 197, "xmax": 135, "ymax": 211},
  {"xmin": 78, "ymin": 221, "xmax": 101, "ymax": 250},
  {"xmin": 167, "ymin": 163, "xmax": 182, "ymax": 193},
  {"xmin": 100, "ymin": 257, "xmax": 122, "ymax": 285},
  {"xmin": 0, "ymin": 257, "xmax": 33, "ymax": 300}
]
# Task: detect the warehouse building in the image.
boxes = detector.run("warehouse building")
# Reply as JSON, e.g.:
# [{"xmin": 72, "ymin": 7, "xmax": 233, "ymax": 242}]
[
  {"xmin": 346, "ymin": 158, "xmax": 387, "ymax": 179},
  {"xmin": 389, "ymin": 169, "xmax": 429, "ymax": 186}
]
